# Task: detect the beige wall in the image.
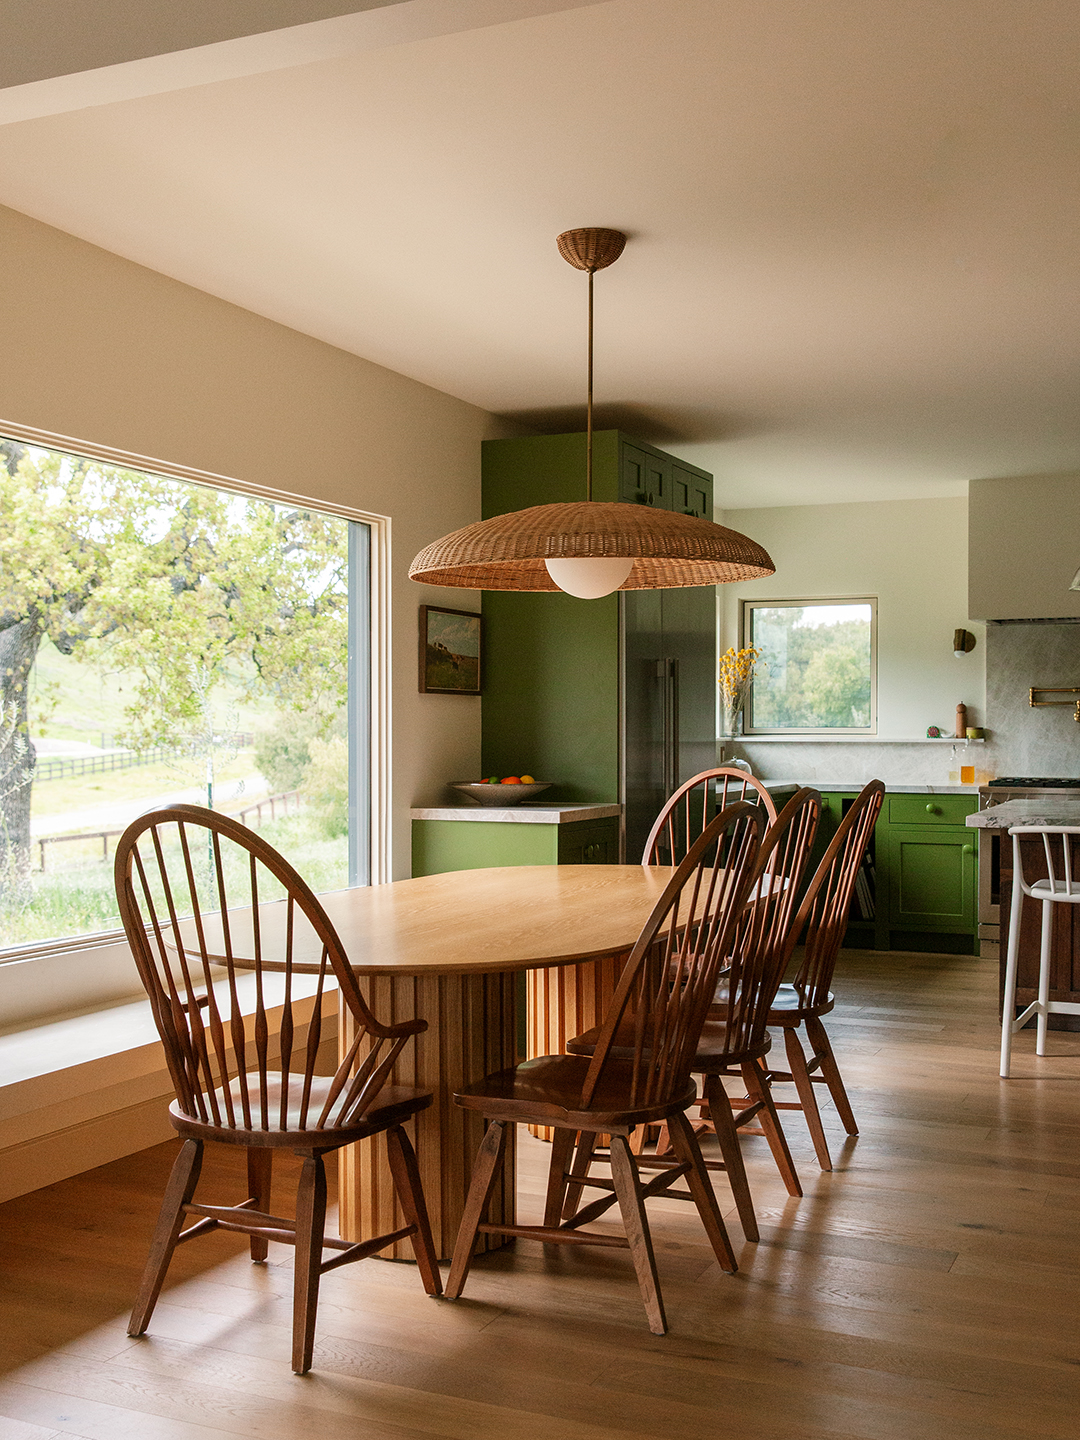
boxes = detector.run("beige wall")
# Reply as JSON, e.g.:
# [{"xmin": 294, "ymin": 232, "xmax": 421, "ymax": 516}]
[
  {"xmin": 720, "ymin": 495, "xmax": 983, "ymax": 739},
  {"xmin": 0, "ymin": 202, "xmax": 510, "ymax": 880}
]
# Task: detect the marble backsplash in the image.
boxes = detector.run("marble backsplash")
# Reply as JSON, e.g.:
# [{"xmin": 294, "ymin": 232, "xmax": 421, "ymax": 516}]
[
  {"xmin": 729, "ymin": 621, "xmax": 1080, "ymax": 787},
  {"xmin": 724, "ymin": 739, "xmax": 981, "ymax": 788}
]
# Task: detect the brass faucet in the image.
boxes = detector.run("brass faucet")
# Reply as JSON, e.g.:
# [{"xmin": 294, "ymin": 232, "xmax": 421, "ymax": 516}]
[{"xmin": 1029, "ymin": 686, "xmax": 1080, "ymax": 721}]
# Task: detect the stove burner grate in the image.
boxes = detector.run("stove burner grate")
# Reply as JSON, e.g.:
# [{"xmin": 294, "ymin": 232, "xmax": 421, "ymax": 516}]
[{"xmin": 988, "ymin": 776, "xmax": 1080, "ymax": 788}]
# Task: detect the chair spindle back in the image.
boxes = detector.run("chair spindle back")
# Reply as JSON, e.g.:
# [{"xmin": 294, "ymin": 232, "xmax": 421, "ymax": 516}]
[
  {"xmin": 642, "ymin": 767, "xmax": 778, "ymax": 867},
  {"xmin": 1013, "ymin": 826, "xmax": 1080, "ymax": 899},
  {"xmin": 709, "ymin": 786, "xmax": 822, "ymax": 1058},
  {"xmin": 581, "ymin": 801, "xmax": 765, "ymax": 1111},
  {"xmin": 789, "ymin": 780, "xmax": 885, "ymax": 1009},
  {"xmin": 114, "ymin": 804, "xmax": 423, "ymax": 1135}
]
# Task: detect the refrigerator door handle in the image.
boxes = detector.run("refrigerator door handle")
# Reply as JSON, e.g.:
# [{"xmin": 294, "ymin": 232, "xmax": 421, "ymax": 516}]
[{"xmin": 656, "ymin": 656, "xmax": 679, "ymax": 798}]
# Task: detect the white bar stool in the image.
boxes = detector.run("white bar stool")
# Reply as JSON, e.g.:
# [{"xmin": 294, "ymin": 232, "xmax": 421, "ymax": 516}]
[{"xmin": 1000, "ymin": 824, "xmax": 1080, "ymax": 1077}]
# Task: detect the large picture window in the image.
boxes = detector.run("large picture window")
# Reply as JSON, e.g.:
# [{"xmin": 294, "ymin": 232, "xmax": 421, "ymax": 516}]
[
  {"xmin": 0, "ymin": 435, "xmax": 369, "ymax": 953},
  {"xmin": 742, "ymin": 598, "xmax": 876, "ymax": 734}
]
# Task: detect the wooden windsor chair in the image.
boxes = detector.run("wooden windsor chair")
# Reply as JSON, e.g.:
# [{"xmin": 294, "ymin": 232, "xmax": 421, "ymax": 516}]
[
  {"xmin": 567, "ymin": 787, "xmax": 822, "ymax": 1244},
  {"xmin": 445, "ymin": 801, "xmax": 766, "ymax": 1336},
  {"xmin": 756, "ymin": 779, "xmax": 885, "ymax": 1169},
  {"xmin": 642, "ymin": 766, "xmax": 778, "ymax": 866},
  {"xmin": 114, "ymin": 804, "xmax": 441, "ymax": 1375}
]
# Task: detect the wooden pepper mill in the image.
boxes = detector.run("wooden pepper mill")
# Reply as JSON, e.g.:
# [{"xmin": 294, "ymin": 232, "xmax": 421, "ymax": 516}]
[{"xmin": 955, "ymin": 702, "xmax": 967, "ymax": 739}]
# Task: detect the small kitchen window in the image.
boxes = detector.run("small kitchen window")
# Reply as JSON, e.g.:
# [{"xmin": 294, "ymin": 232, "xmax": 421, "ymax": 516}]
[{"xmin": 742, "ymin": 597, "xmax": 877, "ymax": 734}]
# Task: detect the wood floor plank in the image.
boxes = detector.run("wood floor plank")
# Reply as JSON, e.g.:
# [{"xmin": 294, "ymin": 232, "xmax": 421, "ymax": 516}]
[{"xmin": 5, "ymin": 946, "xmax": 1080, "ymax": 1438}]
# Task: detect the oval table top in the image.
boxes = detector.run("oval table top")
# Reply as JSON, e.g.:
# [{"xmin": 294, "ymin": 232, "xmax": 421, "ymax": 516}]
[{"xmin": 179, "ymin": 864, "xmax": 679, "ymax": 976}]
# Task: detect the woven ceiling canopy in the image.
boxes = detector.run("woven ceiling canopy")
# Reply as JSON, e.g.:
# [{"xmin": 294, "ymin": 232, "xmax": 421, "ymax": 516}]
[{"xmin": 407, "ymin": 501, "xmax": 775, "ymax": 591}]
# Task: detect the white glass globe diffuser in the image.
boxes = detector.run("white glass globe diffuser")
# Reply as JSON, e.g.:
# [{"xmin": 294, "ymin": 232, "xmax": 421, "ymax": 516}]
[{"xmin": 544, "ymin": 556, "xmax": 634, "ymax": 598}]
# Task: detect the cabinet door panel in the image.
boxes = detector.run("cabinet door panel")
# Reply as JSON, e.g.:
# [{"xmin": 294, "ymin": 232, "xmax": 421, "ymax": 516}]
[
  {"xmin": 887, "ymin": 826, "xmax": 976, "ymax": 931},
  {"xmin": 620, "ymin": 444, "xmax": 669, "ymax": 508},
  {"xmin": 672, "ymin": 464, "xmax": 711, "ymax": 519}
]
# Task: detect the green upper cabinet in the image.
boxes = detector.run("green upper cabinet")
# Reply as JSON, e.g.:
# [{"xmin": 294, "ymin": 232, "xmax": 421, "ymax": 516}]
[
  {"xmin": 672, "ymin": 464, "xmax": 711, "ymax": 519},
  {"xmin": 483, "ymin": 430, "xmax": 621, "ymax": 510},
  {"xmin": 480, "ymin": 432, "xmax": 716, "ymax": 836}
]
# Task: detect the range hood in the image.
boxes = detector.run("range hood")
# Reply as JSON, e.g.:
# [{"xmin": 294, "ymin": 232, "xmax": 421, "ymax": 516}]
[{"xmin": 969, "ymin": 472, "xmax": 1080, "ymax": 621}]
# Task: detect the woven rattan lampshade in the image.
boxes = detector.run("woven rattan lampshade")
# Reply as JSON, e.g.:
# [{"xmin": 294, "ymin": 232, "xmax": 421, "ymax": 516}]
[
  {"xmin": 409, "ymin": 226, "xmax": 775, "ymax": 595},
  {"xmin": 408, "ymin": 501, "xmax": 774, "ymax": 590}
]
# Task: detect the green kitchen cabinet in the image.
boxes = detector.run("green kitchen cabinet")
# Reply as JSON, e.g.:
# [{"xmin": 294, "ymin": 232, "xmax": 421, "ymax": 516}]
[
  {"xmin": 882, "ymin": 794, "xmax": 977, "ymax": 941},
  {"xmin": 814, "ymin": 791, "xmax": 978, "ymax": 953},
  {"xmin": 411, "ymin": 808, "xmax": 620, "ymax": 877},
  {"xmin": 481, "ymin": 432, "xmax": 716, "ymax": 861},
  {"xmin": 885, "ymin": 827, "xmax": 976, "ymax": 933}
]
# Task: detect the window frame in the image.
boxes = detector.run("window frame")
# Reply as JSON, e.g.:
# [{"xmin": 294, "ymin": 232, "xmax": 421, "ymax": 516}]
[
  {"xmin": 739, "ymin": 595, "xmax": 878, "ymax": 736},
  {"xmin": 0, "ymin": 416, "xmax": 390, "ymax": 977}
]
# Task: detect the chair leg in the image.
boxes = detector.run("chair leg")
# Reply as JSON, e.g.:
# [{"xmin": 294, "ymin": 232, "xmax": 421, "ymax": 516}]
[
  {"xmin": 785, "ymin": 1026, "xmax": 833, "ymax": 1171},
  {"xmin": 665, "ymin": 1110, "xmax": 737, "ymax": 1273},
  {"xmin": 385, "ymin": 1125, "xmax": 442, "ymax": 1297},
  {"xmin": 652, "ymin": 1121, "xmax": 674, "ymax": 1157},
  {"xmin": 543, "ymin": 1126, "xmax": 578, "ymax": 1228},
  {"xmin": 1036, "ymin": 899, "xmax": 1052, "ymax": 1056},
  {"xmin": 129, "ymin": 1138, "xmax": 204, "ymax": 1337},
  {"xmin": 805, "ymin": 1016, "xmax": 858, "ymax": 1136},
  {"xmin": 561, "ymin": 1130, "xmax": 598, "ymax": 1220},
  {"xmin": 608, "ymin": 1133, "xmax": 666, "ymax": 1336},
  {"xmin": 446, "ymin": 1120, "xmax": 509, "ymax": 1299},
  {"xmin": 1001, "ymin": 855, "xmax": 1025, "ymax": 1077},
  {"xmin": 702, "ymin": 1073, "xmax": 759, "ymax": 1242},
  {"xmin": 246, "ymin": 1147, "xmax": 272, "ymax": 1262},
  {"xmin": 741, "ymin": 1059, "xmax": 802, "ymax": 1198},
  {"xmin": 292, "ymin": 1152, "xmax": 328, "ymax": 1374}
]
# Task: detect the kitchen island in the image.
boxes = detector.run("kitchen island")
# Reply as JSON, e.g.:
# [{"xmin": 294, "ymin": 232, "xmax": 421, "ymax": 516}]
[{"xmin": 968, "ymin": 800, "xmax": 1080, "ymax": 1030}]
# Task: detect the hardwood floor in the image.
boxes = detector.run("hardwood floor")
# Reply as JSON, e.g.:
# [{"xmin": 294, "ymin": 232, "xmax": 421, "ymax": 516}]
[{"xmin": 3, "ymin": 947, "xmax": 1080, "ymax": 1439}]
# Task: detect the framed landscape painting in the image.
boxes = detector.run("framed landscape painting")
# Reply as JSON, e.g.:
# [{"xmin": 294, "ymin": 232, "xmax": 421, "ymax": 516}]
[{"xmin": 419, "ymin": 605, "xmax": 482, "ymax": 695}]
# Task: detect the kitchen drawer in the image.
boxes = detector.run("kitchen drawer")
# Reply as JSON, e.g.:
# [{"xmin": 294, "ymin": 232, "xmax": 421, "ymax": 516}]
[{"xmin": 888, "ymin": 795, "xmax": 977, "ymax": 827}]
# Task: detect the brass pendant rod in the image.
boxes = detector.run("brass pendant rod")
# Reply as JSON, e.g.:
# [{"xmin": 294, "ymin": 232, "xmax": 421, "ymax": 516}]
[{"xmin": 586, "ymin": 265, "xmax": 594, "ymax": 502}]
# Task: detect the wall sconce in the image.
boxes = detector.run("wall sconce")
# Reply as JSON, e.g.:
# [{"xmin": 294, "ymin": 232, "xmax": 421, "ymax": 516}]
[{"xmin": 953, "ymin": 628, "xmax": 976, "ymax": 658}]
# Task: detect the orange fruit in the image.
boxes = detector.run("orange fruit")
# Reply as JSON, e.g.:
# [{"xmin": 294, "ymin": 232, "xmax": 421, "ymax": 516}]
[{"xmin": 501, "ymin": 776, "xmax": 521, "ymax": 785}]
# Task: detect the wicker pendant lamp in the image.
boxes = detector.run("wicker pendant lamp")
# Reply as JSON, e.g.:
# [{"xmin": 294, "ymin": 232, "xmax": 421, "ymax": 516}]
[{"xmin": 408, "ymin": 228, "xmax": 774, "ymax": 598}]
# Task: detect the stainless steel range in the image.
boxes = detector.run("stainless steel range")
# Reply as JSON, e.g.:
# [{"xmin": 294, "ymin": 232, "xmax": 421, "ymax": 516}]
[{"xmin": 977, "ymin": 777, "xmax": 1080, "ymax": 957}]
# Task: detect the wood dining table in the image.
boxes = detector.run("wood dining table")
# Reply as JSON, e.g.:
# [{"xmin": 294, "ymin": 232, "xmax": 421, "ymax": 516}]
[{"xmin": 309, "ymin": 863, "xmax": 676, "ymax": 1259}]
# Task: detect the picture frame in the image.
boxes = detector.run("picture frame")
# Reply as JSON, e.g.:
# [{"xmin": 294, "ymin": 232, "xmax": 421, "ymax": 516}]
[{"xmin": 418, "ymin": 604, "xmax": 482, "ymax": 695}]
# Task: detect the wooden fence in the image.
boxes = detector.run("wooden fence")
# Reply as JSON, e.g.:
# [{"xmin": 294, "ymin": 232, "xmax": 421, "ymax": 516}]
[
  {"xmin": 35, "ymin": 789, "xmax": 302, "ymax": 871},
  {"xmin": 33, "ymin": 734, "xmax": 257, "ymax": 784}
]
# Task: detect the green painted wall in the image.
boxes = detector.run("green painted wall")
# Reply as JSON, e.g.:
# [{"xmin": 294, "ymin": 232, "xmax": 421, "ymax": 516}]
[{"xmin": 481, "ymin": 432, "xmax": 622, "ymax": 801}]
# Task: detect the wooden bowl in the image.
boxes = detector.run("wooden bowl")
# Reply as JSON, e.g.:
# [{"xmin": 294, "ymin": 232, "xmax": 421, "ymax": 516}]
[{"xmin": 452, "ymin": 782, "xmax": 554, "ymax": 807}]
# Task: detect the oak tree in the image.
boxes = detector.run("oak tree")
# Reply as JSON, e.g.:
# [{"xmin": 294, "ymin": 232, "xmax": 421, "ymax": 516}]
[{"xmin": 0, "ymin": 441, "xmax": 347, "ymax": 900}]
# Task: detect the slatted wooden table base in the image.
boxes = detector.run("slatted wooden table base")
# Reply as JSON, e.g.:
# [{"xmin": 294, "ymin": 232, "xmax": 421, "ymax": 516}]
[{"xmin": 311, "ymin": 865, "xmax": 672, "ymax": 1259}]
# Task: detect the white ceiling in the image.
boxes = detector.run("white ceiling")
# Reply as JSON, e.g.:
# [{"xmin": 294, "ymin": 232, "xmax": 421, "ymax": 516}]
[{"xmin": 1, "ymin": 0, "xmax": 1079, "ymax": 509}]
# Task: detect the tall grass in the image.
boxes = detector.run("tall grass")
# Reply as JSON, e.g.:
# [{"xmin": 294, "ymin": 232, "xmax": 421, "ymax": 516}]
[{"xmin": 0, "ymin": 812, "xmax": 349, "ymax": 948}]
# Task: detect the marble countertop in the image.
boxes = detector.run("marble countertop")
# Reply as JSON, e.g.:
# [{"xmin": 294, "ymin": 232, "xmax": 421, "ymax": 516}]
[
  {"xmin": 411, "ymin": 802, "xmax": 621, "ymax": 824},
  {"xmin": 967, "ymin": 798, "xmax": 1080, "ymax": 828},
  {"xmin": 791, "ymin": 784, "xmax": 978, "ymax": 795}
]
